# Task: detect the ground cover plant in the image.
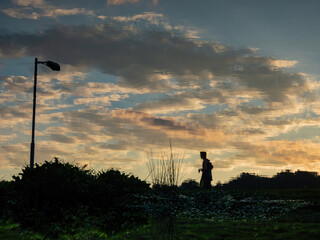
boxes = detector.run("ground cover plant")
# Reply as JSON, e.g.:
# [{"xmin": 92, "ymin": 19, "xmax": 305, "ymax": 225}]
[{"xmin": 1, "ymin": 159, "xmax": 320, "ymax": 239}]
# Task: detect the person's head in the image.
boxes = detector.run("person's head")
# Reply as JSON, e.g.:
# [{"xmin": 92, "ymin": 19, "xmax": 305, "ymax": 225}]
[{"xmin": 200, "ymin": 151, "xmax": 206, "ymax": 159}]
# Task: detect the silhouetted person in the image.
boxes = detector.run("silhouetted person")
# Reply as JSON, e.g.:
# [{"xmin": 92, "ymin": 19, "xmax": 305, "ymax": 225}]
[{"xmin": 198, "ymin": 151, "xmax": 213, "ymax": 189}]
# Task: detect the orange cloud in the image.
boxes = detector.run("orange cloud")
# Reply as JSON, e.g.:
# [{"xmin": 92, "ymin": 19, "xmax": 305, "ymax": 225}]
[
  {"xmin": 235, "ymin": 140, "xmax": 320, "ymax": 172},
  {"xmin": 3, "ymin": 0, "xmax": 94, "ymax": 19},
  {"xmin": 107, "ymin": 0, "xmax": 157, "ymax": 5}
]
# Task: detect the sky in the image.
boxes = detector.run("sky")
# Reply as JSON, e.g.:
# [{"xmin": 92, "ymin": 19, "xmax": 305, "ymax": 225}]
[{"xmin": 1, "ymin": 0, "xmax": 320, "ymax": 184}]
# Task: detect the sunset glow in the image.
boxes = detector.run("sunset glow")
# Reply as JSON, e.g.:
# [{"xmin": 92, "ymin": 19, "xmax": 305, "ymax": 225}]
[{"xmin": 1, "ymin": 0, "xmax": 320, "ymax": 184}]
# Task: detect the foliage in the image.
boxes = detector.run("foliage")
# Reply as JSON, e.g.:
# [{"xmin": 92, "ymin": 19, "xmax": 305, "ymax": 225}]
[
  {"xmin": 102, "ymin": 215, "xmax": 320, "ymax": 240},
  {"xmin": 10, "ymin": 158, "xmax": 94, "ymax": 233},
  {"xmin": 223, "ymin": 170, "xmax": 320, "ymax": 189},
  {"xmin": 89, "ymin": 169, "xmax": 150, "ymax": 231},
  {"xmin": 2, "ymin": 158, "xmax": 149, "ymax": 237},
  {"xmin": 0, "ymin": 180, "xmax": 14, "ymax": 217},
  {"xmin": 180, "ymin": 179, "xmax": 200, "ymax": 190},
  {"xmin": 3, "ymin": 217, "xmax": 320, "ymax": 240}
]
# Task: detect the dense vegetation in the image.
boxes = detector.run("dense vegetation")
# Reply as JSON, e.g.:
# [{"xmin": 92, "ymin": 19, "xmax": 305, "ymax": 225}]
[
  {"xmin": 0, "ymin": 158, "xmax": 149, "ymax": 237},
  {"xmin": 222, "ymin": 170, "xmax": 320, "ymax": 189},
  {"xmin": 1, "ymin": 159, "xmax": 320, "ymax": 239}
]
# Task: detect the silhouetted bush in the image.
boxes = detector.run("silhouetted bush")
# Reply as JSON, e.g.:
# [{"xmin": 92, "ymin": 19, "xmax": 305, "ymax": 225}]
[
  {"xmin": 7, "ymin": 158, "xmax": 149, "ymax": 236},
  {"xmin": 224, "ymin": 173, "xmax": 271, "ymax": 189},
  {"xmin": 180, "ymin": 179, "xmax": 199, "ymax": 190},
  {"xmin": 0, "ymin": 180, "xmax": 14, "ymax": 218},
  {"xmin": 223, "ymin": 170, "xmax": 320, "ymax": 190},
  {"xmin": 152, "ymin": 183, "xmax": 179, "ymax": 193},
  {"xmin": 90, "ymin": 169, "xmax": 150, "ymax": 230},
  {"xmin": 11, "ymin": 158, "xmax": 94, "ymax": 232}
]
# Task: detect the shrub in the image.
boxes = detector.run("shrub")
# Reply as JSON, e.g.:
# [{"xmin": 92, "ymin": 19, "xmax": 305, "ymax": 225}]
[
  {"xmin": 0, "ymin": 180, "xmax": 14, "ymax": 218},
  {"xmin": 180, "ymin": 179, "xmax": 199, "ymax": 190},
  {"xmin": 223, "ymin": 170, "xmax": 320, "ymax": 189},
  {"xmin": 8, "ymin": 158, "xmax": 150, "ymax": 235},
  {"xmin": 10, "ymin": 158, "xmax": 94, "ymax": 232},
  {"xmin": 91, "ymin": 169, "xmax": 150, "ymax": 230}
]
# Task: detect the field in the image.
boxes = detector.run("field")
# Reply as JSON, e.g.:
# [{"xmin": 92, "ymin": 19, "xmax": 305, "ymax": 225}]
[
  {"xmin": 1, "ymin": 188, "xmax": 320, "ymax": 240},
  {"xmin": 1, "ymin": 161, "xmax": 320, "ymax": 239}
]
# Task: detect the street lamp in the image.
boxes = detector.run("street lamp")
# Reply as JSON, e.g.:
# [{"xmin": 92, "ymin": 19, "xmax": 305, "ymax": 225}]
[{"xmin": 30, "ymin": 58, "xmax": 60, "ymax": 169}]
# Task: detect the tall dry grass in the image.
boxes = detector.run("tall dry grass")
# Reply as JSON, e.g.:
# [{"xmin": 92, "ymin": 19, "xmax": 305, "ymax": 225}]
[{"xmin": 146, "ymin": 141, "xmax": 184, "ymax": 187}]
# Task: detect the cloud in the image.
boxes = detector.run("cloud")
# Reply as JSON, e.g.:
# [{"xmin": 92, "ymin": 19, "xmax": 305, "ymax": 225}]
[
  {"xmin": 107, "ymin": 0, "xmax": 158, "ymax": 5},
  {"xmin": 13, "ymin": 0, "xmax": 44, "ymax": 7},
  {"xmin": 135, "ymin": 96, "xmax": 206, "ymax": 113},
  {"xmin": 268, "ymin": 59, "xmax": 298, "ymax": 68},
  {"xmin": 234, "ymin": 140, "xmax": 320, "ymax": 171},
  {"xmin": 0, "ymin": 21, "xmax": 309, "ymax": 106},
  {"xmin": 73, "ymin": 94, "xmax": 129, "ymax": 106},
  {"xmin": 39, "ymin": 108, "xmax": 221, "ymax": 155},
  {"xmin": 1, "ymin": 16, "xmax": 319, "ymax": 180},
  {"xmin": 0, "ymin": 19, "xmax": 315, "ymax": 148},
  {"xmin": 2, "ymin": 0, "xmax": 95, "ymax": 19},
  {"xmin": 50, "ymin": 134, "xmax": 76, "ymax": 144},
  {"xmin": 0, "ymin": 104, "xmax": 32, "ymax": 128},
  {"xmin": 0, "ymin": 75, "xmax": 33, "ymax": 95},
  {"xmin": 111, "ymin": 12, "xmax": 164, "ymax": 23},
  {"xmin": 1, "ymin": 106, "xmax": 29, "ymax": 119},
  {"xmin": 107, "ymin": 0, "xmax": 140, "ymax": 5},
  {"xmin": 0, "ymin": 134, "xmax": 16, "ymax": 142}
]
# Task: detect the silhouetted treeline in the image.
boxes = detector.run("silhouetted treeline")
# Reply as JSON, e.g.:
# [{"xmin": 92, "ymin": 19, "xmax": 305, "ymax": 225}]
[{"xmin": 222, "ymin": 170, "xmax": 320, "ymax": 189}]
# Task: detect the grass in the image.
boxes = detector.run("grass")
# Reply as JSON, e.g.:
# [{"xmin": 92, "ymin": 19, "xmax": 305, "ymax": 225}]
[
  {"xmin": 1, "ymin": 220, "xmax": 319, "ymax": 240},
  {"xmin": 146, "ymin": 142, "xmax": 184, "ymax": 187},
  {"xmin": 221, "ymin": 188, "xmax": 320, "ymax": 201},
  {"xmin": 2, "ymin": 205, "xmax": 320, "ymax": 240},
  {"xmin": 260, "ymin": 188, "xmax": 320, "ymax": 200},
  {"xmin": 112, "ymin": 218, "xmax": 320, "ymax": 240},
  {"xmin": 1, "ymin": 187, "xmax": 320, "ymax": 239},
  {"xmin": 0, "ymin": 220, "xmax": 44, "ymax": 240},
  {"xmin": 0, "ymin": 220, "xmax": 109, "ymax": 240},
  {"xmin": 0, "ymin": 221, "xmax": 21, "ymax": 240}
]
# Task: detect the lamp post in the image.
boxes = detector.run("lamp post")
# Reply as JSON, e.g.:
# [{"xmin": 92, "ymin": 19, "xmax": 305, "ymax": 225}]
[{"xmin": 30, "ymin": 58, "xmax": 60, "ymax": 169}]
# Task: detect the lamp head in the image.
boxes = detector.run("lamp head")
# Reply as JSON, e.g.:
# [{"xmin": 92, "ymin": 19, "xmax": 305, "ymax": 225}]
[{"xmin": 45, "ymin": 61, "xmax": 60, "ymax": 71}]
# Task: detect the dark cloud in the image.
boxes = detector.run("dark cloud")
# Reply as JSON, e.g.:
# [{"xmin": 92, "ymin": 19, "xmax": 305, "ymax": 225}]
[
  {"xmin": 219, "ymin": 109, "xmax": 238, "ymax": 117},
  {"xmin": 50, "ymin": 133, "xmax": 76, "ymax": 144},
  {"xmin": 134, "ymin": 87, "xmax": 228, "ymax": 113},
  {"xmin": 0, "ymin": 76, "xmax": 33, "ymax": 94},
  {"xmin": 238, "ymin": 68, "xmax": 306, "ymax": 102},
  {"xmin": 186, "ymin": 113, "xmax": 221, "ymax": 130},
  {"xmin": 141, "ymin": 117, "xmax": 189, "ymax": 131},
  {"xmin": 238, "ymin": 105, "xmax": 267, "ymax": 115},
  {"xmin": 135, "ymin": 95, "xmax": 204, "ymax": 113},
  {"xmin": 238, "ymin": 128, "xmax": 265, "ymax": 135},
  {"xmin": 0, "ymin": 23, "xmax": 309, "ymax": 103},
  {"xmin": 263, "ymin": 118, "xmax": 293, "ymax": 126},
  {"xmin": 0, "ymin": 106, "xmax": 29, "ymax": 119},
  {"xmin": 98, "ymin": 142, "xmax": 130, "ymax": 150},
  {"xmin": 51, "ymin": 82, "xmax": 84, "ymax": 93},
  {"xmin": 54, "ymin": 109, "xmax": 213, "ymax": 152}
]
